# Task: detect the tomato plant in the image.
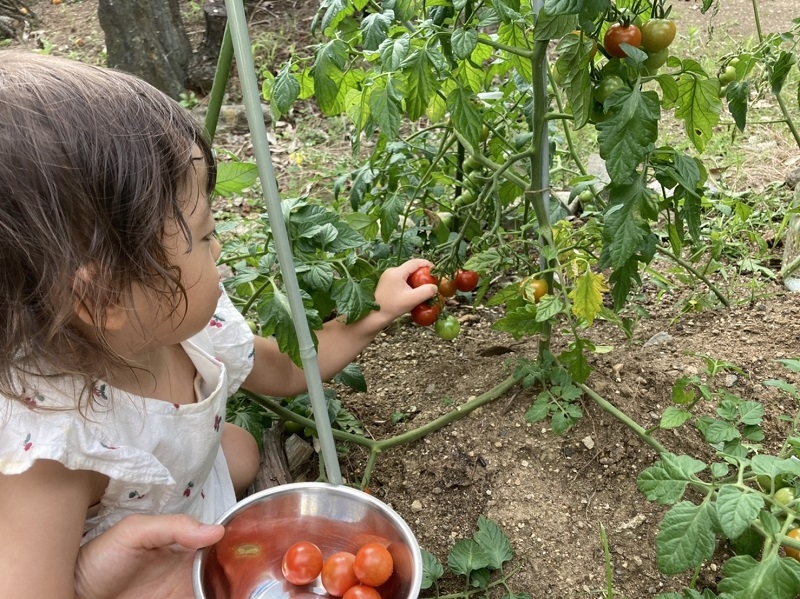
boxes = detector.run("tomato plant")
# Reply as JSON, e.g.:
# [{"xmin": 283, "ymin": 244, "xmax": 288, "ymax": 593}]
[
  {"xmin": 454, "ymin": 270, "xmax": 479, "ymax": 292},
  {"xmin": 282, "ymin": 541, "xmax": 323, "ymax": 585},
  {"xmin": 438, "ymin": 276, "xmax": 457, "ymax": 298},
  {"xmin": 408, "ymin": 266, "xmax": 437, "ymax": 288},
  {"xmin": 353, "ymin": 542, "xmax": 394, "ymax": 587},
  {"xmin": 603, "ymin": 23, "xmax": 642, "ymax": 58},
  {"xmin": 642, "ymin": 47, "xmax": 670, "ymax": 71},
  {"xmin": 434, "ymin": 315, "xmax": 461, "ymax": 341},
  {"xmin": 785, "ymin": 529, "xmax": 800, "ymax": 560},
  {"xmin": 410, "ymin": 302, "xmax": 440, "ymax": 326},
  {"xmin": 640, "ymin": 18, "xmax": 676, "ymax": 52},
  {"xmin": 321, "ymin": 551, "xmax": 359, "ymax": 597},
  {"xmin": 342, "ymin": 585, "xmax": 382, "ymax": 599}
]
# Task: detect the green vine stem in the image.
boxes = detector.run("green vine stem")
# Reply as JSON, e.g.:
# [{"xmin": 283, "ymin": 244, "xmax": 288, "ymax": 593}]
[
  {"xmin": 654, "ymin": 246, "xmax": 730, "ymax": 307},
  {"xmin": 243, "ymin": 373, "xmax": 521, "ymax": 486},
  {"xmin": 579, "ymin": 383, "xmax": 669, "ymax": 455},
  {"xmin": 204, "ymin": 24, "xmax": 233, "ymax": 143}
]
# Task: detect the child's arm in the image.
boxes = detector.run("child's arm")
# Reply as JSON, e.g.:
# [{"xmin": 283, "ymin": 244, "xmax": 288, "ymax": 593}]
[
  {"xmin": 0, "ymin": 460, "xmax": 106, "ymax": 599},
  {"xmin": 242, "ymin": 258, "xmax": 439, "ymax": 397}
]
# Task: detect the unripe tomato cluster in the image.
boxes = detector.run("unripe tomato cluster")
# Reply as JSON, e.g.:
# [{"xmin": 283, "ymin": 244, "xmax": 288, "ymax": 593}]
[
  {"xmin": 282, "ymin": 540, "xmax": 394, "ymax": 598},
  {"xmin": 406, "ymin": 266, "xmax": 479, "ymax": 340}
]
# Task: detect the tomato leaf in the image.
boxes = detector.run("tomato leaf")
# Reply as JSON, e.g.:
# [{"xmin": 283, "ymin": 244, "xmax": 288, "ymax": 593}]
[
  {"xmin": 491, "ymin": 305, "xmax": 543, "ymax": 340},
  {"xmin": 451, "ymin": 27, "xmax": 478, "ymax": 60},
  {"xmin": 214, "ymin": 161, "xmax": 259, "ymax": 197},
  {"xmin": 402, "ymin": 48, "xmax": 440, "ymax": 121},
  {"xmin": 554, "ymin": 33, "xmax": 594, "ymax": 128},
  {"xmin": 312, "ymin": 40, "xmax": 349, "ymax": 115},
  {"xmin": 360, "ymin": 9, "xmax": 393, "ymax": 51},
  {"xmin": 674, "ymin": 71, "xmax": 722, "ymax": 152},
  {"xmin": 369, "ymin": 78, "xmax": 403, "ymax": 139},
  {"xmin": 498, "ymin": 22, "xmax": 532, "ymax": 82},
  {"xmin": 271, "ymin": 62, "xmax": 301, "ymax": 120},
  {"xmin": 715, "ymin": 485, "xmax": 764, "ymax": 540},
  {"xmin": 660, "ymin": 406, "xmax": 692, "ymax": 429},
  {"xmin": 726, "ymin": 80, "xmax": 750, "ymax": 131},
  {"xmin": 420, "ymin": 549, "xmax": 444, "ymax": 589},
  {"xmin": 258, "ymin": 287, "xmax": 322, "ymax": 366},
  {"xmin": 569, "ymin": 270, "xmax": 608, "ymax": 325},
  {"xmin": 447, "ymin": 539, "xmax": 492, "ymax": 577},
  {"xmin": 718, "ymin": 555, "xmax": 800, "ymax": 599},
  {"xmin": 637, "ymin": 452, "xmax": 707, "ymax": 505},
  {"xmin": 474, "ymin": 515, "xmax": 513, "ymax": 570},
  {"xmin": 656, "ymin": 500, "xmax": 716, "ymax": 575},
  {"xmin": 378, "ymin": 34, "xmax": 411, "ymax": 71},
  {"xmin": 769, "ymin": 50, "xmax": 796, "ymax": 96},
  {"xmin": 596, "ymin": 87, "xmax": 660, "ymax": 183},
  {"xmin": 331, "ymin": 277, "xmax": 379, "ymax": 324},
  {"xmin": 534, "ymin": 11, "xmax": 578, "ymax": 40},
  {"xmin": 333, "ymin": 362, "xmax": 367, "ymax": 392}
]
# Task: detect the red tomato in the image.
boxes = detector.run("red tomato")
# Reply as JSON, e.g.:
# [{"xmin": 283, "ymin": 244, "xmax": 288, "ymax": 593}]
[
  {"xmin": 282, "ymin": 541, "xmax": 323, "ymax": 585},
  {"xmin": 321, "ymin": 552, "xmax": 359, "ymax": 597},
  {"xmin": 410, "ymin": 302, "xmax": 439, "ymax": 326},
  {"xmin": 603, "ymin": 23, "xmax": 642, "ymax": 58},
  {"xmin": 343, "ymin": 585, "xmax": 383, "ymax": 599},
  {"xmin": 407, "ymin": 266, "xmax": 437, "ymax": 288},
  {"xmin": 353, "ymin": 543, "xmax": 394, "ymax": 587},
  {"xmin": 438, "ymin": 276, "xmax": 457, "ymax": 298},
  {"xmin": 519, "ymin": 277, "xmax": 548, "ymax": 303},
  {"xmin": 454, "ymin": 269, "xmax": 479, "ymax": 292}
]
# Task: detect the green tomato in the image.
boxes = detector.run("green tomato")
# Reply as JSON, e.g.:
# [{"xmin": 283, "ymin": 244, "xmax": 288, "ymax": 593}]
[
  {"xmin": 719, "ymin": 65, "xmax": 737, "ymax": 84},
  {"xmin": 775, "ymin": 486, "xmax": 796, "ymax": 507},
  {"xmin": 434, "ymin": 315, "xmax": 461, "ymax": 341},
  {"xmin": 640, "ymin": 18, "xmax": 677, "ymax": 53},
  {"xmin": 284, "ymin": 420, "xmax": 304, "ymax": 434},
  {"xmin": 758, "ymin": 474, "xmax": 789, "ymax": 492},
  {"xmin": 643, "ymin": 47, "xmax": 670, "ymax": 71},
  {"xmin": 245, "ymin": 319, "xmax": 258, "ymax": 334},
  {"xmin": 593, "ymin": 75, "xmax": 625, "ymax": 105},
  {"xmin": 462, "ymin": 155, "xmax": 482, "ymax": 173}
]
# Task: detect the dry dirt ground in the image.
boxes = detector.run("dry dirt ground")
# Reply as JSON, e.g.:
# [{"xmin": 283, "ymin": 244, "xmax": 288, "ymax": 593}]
[{"xmin": 7, "ymin": 1, "xmax": 800, "ymax": 598}]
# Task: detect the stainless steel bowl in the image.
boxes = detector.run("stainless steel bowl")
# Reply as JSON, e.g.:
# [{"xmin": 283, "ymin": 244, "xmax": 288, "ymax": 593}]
[{"xmin": 193, "ymin": 482, "xmax": 422, "ymax": 599}]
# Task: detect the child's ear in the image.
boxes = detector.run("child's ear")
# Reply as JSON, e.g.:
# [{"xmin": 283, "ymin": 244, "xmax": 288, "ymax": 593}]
[{"xmin": 72, "ymin": 266, "xmax": 129, "ymax": 331}]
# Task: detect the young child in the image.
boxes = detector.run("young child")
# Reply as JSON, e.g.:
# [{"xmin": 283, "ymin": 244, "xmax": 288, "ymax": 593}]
[{"xmin": 0, "ymin": 51, "xmax": 438, "ymax": 598}]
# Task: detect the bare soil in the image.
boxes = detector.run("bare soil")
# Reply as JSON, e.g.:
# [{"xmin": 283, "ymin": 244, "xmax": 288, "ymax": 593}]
[{"xmin": 9, "ymin": 1, "xmax": 800, "ymax": 597}]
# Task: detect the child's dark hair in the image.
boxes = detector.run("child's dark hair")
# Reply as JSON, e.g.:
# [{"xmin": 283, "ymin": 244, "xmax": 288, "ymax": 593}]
[{"xmin": 0, "ymin": 51, "xmax": 217, "ymax": 406}]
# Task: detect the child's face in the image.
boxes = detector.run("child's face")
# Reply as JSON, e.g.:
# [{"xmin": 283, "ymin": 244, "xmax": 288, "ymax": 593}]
[{"xmin": 136, "ymin": 144, "xmax": 222, "ymax": 345}]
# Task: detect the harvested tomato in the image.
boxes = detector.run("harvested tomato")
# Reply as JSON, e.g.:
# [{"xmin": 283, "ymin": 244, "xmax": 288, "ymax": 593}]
[
  {"xmin": 353, "ymin": 542, "xmax": 394, "ymax": 587},
  {"xmin": 411, "ymin": 302, "xmax": 440, "ymax": 326},
  {"xmin": 408, "ymin": 266, "xmax": 437, "ymax": 288},
  {"xmin": 282, "ymin": 541, "xmax": 323, "ymax": 585},
  {"xmin": 438, "ymin": 276, "xmax": 457, "ymax": 298},
  {"xmin": 640, "ymin": 18, "xmax": 676, "ymax": 52},
  {"xmin": 519, "ymin": 277, "xmax": 547, "ymax": 303},
  {"xmin": 454, "ymin": 269, "xmax": 479, "ymax": 292},
  {"xmin": 603, "ymin": 23, "xmax": 642, "ymax": 58},
  {"xmin": 343, "ymin": 585, "xmax": 382, "ymax": 599},
  {"xmin": 321, "ymin": 551, "xmax": 359, "ymax": 597},
  {"xmin": 434, "ymin": 315, "xmax": 461, "ymax": 341},
  {"xmin": 785, "ymin": 529, "xmax": 800, "ymax": 560}
]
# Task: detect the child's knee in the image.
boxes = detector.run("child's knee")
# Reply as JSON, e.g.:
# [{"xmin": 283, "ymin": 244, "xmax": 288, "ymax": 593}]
[{"xmin": 221, "ymin": 423, "xmax": 261, "ymax": 498}]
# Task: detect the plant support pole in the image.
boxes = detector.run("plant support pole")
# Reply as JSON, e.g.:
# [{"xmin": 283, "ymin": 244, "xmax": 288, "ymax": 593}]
[{"xmin": 223, "ymin": 0, "xmax": 342, "ymax": 484}]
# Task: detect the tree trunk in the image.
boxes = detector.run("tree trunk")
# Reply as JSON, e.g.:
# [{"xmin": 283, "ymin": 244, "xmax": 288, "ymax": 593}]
[
  {"xmin": 98, "ymin": 0, "xmax": 193, "ymax": 100},
  {"xmin": 187, "ymin": 0, "xmax": 228, "ymax": 95}
]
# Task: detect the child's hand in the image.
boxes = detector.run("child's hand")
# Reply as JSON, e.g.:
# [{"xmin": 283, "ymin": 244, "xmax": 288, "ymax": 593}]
[{"xmin": 373, "ymin": 258, "xmax": 439, "ymax": 326}]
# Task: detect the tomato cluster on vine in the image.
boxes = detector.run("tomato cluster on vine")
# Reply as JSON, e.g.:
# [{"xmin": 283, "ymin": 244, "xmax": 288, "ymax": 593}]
[
  {"xmin": 406, "ymin": 266, "xmax": 479, "ymax": 339},
  {"xmin": 281, "ymin": 540, "xmax": 394, "ymax": 598}
]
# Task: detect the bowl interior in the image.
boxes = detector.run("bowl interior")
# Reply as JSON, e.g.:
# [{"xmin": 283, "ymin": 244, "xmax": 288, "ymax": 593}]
[{"xmin": 195, "ymin": 483, "xmax": 421, "ymax": 599}]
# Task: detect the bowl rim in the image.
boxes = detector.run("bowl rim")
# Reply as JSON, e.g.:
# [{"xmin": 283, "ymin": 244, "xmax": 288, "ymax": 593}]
[{"xmin": 192, "ymin": 481, "xmax": 423, "ymax": 599}]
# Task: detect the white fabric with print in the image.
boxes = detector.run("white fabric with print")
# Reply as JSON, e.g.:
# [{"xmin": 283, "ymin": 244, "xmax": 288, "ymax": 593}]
[{"xmin": 0, "ymin": 290, "xmax": 255, "ymax": 544}]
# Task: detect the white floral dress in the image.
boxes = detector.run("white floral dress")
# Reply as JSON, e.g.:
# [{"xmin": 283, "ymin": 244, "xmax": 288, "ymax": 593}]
[{"xmin": 0, "ymin": 291, "xmax": 255, "ymax": 544}]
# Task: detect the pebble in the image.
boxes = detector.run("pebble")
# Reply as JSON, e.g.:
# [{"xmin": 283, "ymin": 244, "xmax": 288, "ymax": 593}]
[
  {"xmin": 411, "ymin": 500, "xmax": 423, "ymax": 512},
  {"xmin": 582, "ymin": 436, "xmax": 595, "ymax": 449}
]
